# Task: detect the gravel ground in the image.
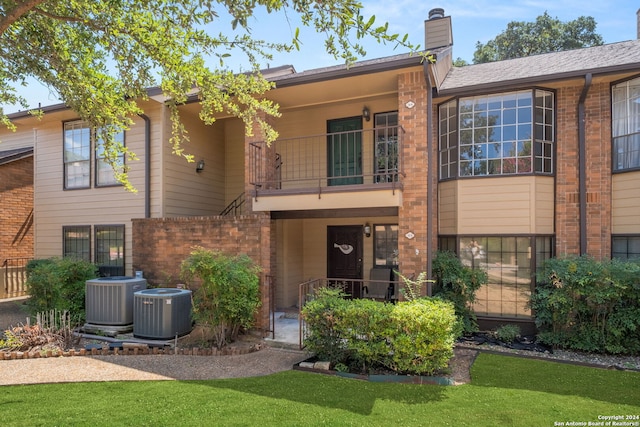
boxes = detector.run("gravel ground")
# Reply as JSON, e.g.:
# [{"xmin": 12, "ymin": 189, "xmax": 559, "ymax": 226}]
[
  {"xmin": 0, "ymin": 347, "xmax": 311, "ymax": 385},
  {"xmin": 456, "ymin": 342, "xmax": 640, "ymax": 371}
]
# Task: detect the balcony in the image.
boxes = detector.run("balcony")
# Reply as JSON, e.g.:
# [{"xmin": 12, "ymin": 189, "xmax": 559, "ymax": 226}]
[{"xmin": 250, "ymin": 126, "xmax": 405, "ymax": 211}]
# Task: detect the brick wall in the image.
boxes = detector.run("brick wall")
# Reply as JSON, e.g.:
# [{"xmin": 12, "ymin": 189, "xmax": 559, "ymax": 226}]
[
  {"xmin": 0, "ymin": 156, "xmax": 34, "ymax": 261},
  {"xmin": 132, "ymin": 213, "xmax": 273, "ymax": 331},
  {"xmin": 397, "ymin": 70, "xmax": 430, "ymax": 283},
  {"xmin": 555, "ymin": 81, "xmax": 612, "ymax": 259}
]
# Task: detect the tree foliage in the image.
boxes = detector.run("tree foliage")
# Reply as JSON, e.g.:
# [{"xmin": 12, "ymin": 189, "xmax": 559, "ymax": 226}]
[
  {"xmin": 1, "ymin": 1, "xmax": 422, "ymax": 190},
  {"xmin": 473, "ymin": 11, "xmax": 603, "ymax": 64}
]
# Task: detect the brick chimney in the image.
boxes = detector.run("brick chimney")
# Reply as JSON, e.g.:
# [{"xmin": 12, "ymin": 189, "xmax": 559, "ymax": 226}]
[{"xmin": 424, "ymin": 8, "xmax": 453, "ymax": 50}]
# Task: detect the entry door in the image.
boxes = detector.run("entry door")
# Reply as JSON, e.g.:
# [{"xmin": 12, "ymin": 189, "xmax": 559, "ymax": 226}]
[
  {"xmin": 327, "ymin": 225, "xmax": 363, "ymax": 298},
  {"xmin": 327, "ymin": 117, "xmax": 363, "ymax": 186}
]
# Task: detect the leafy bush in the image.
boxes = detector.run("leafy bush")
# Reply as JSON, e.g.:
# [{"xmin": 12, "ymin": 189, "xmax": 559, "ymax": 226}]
[
  {"xmin": 532, "ymin": 256, "xmax": 640, "ymax": 354},
  {"xmin": 431, "ymin": 250, "xmax": 487, "ymax": 335},
  {"xmin": 301, "ymin": 287, "xmax": 457, "ymax": 375},
  {"xmin": 25, "ymin": 258, "xmax": 98, "ymax": 325},
  {"xmin": 386, "ymin": 298, "xmax": 457, "ymax": 374},
  {"xmin": 495, "ymin": 324, "xmax": 520, "ymax": 343},
  {"xmin": 180, "ymin": 247, "xmax": 261, "ymax": 349}
]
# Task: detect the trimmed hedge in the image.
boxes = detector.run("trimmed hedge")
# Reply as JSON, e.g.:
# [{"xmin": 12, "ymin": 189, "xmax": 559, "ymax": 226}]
[{"xmin": 301, "ymin": 287, "xmax": 457, "ymax": 375}]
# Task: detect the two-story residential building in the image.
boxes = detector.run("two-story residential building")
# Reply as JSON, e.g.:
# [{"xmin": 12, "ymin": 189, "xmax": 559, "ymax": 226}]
[{"xmin": 3, "ymin": 9, "xmax": 640, "ymax": 335}]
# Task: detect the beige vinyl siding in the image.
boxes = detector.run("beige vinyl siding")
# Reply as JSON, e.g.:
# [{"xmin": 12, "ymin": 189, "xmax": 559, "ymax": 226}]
[
  {"xmin": 612, "ymin": 171, "xmax": 640, "ymax": 233},
  {"xmin": 163, "ymin": 108, "xmax": 226, "ymax": 217},
  {"xmin": 438, "ymin": 180, "xmax": 457, "ymax": 234},
  {"xmin": 34, "ymin": 109, "xmax": 148, "ymax": 275},
  {"xmin": 439, "ymin": 176, "xmax": 554, "ymax": 235},
  {"xmin": 0, "ymin": 119, "xmax": 37, "ymax": 150},
  {"xmin": 535, "ymin": 177, "xmax": 555, "ymax": 233},
  {"xmin": 275, "ymin": 219, "xmax": 304, "ymax": 308},
  {"xmin": 143, "ymin": 101, "xmax": 165, "ymax": 219},
  {"xmin": 224, "ymin": 118, "xmax": 245, "ymax": 206}
]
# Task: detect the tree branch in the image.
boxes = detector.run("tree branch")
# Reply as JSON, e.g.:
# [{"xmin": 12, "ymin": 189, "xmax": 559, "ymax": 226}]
[{"xmin": 0, "ymin": 0, "xmax": 48, "ymax": 35}]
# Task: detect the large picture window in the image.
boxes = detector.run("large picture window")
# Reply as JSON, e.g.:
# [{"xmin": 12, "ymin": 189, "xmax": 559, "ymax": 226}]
[
  {"xmin": 64, "ymin": 121, "xmax": 124, "ymax": 189},
  {"xmin": 438, "ymin": 235, "xmax": 553, "ymax": 319},
  {"xmin": 612, "ymin": 77, "xmax": 640, "ymax": 171},
  {"xmin": 438, "ymin": 89, "xmax": 554, "ymax": 179}
]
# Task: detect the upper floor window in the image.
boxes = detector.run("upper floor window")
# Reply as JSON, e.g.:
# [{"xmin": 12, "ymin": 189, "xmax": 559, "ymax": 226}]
[
  {"xmin": 612, "ymin": 77, "xmax": 640, "ymax": 171},
  {"xmin": 64, "ymin": 121, "xmax": 124, "ymax": 189},
  {"xmin": 439, "ymin": 89, "xmax": 554, "ymax": 179},
  {"xmin": 96, "ymin": 130, "xmax": 125, "ymax": 187},
  {"xmin": 374, "ymin": 112, "xmax": 399, "ymax": 183}
]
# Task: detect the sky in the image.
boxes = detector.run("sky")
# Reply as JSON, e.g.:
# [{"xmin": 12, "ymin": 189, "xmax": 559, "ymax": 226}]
[{"xmin": 3, "ymin": 0, "xmax": 639, "ymax": 113}]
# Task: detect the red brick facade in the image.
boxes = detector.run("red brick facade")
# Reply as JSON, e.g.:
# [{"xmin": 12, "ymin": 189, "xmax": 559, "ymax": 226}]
[
  {"xmin": 397, "ymin": 70, "xmax": 431, "ymax": 281},
  {"xmin": 131, "ymin": 213, "xmax": 274, "ymax": 332},
  {"xmin": 0, "ymin": 156, "xmax": 34, "ymax": 261},
  {"xmin": 555, "ymin": 81, "xmax": 612, "ymax": 259}
]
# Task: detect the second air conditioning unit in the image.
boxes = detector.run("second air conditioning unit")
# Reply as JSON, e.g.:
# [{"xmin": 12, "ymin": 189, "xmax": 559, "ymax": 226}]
[{"xmin": 133, "ymin": 288, "xmax": 192, "ymax": 340}]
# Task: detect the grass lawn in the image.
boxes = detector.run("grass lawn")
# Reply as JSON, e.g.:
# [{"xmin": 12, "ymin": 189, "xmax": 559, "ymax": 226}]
[{"xmin": 1, "ymin": 353, "xmax": 638, "ymax": 426}]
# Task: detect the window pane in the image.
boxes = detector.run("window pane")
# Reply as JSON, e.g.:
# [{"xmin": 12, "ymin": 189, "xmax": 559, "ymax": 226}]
[
  {"xmin": 96, "ymin": 131, "xmax": 125, "ymax": 186},
  {"xmin": 447, "ymin": 90, "xmax": 553, "ymax": 177},
  {"xmin": 612, "ymin": 236, "xmax": 640, "ymax": 260},
  {"xmin": 374, "ymin": 112, "xmax": 399, "ymax": 183},
  {"xmin": 63, "ymin": 226, "xmax": 90, "ymax": 261},
  {"xmin": 461, "ymin": 235, "xmax": 539, "ymax": 318},
  {"xmin": 95, "ymin": 225, "xmax": 125, "ymax": 276},
  {"xmin": 374, "ymin": 224, "xmax": 398, "ymax": 266},
  {"xmin": 612, "ymin": 77, "xmax": 640, "ymax": 171},
  {"xmin": 64, "ymin": 122, "xmax": 91, "ymax": 189}
]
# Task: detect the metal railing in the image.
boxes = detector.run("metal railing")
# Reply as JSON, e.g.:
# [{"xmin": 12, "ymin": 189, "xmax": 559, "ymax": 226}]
[
  {"xmin": 298, "ymin": 277, "xmax": 401, "ymax": 349},
  {"xmin": 219, "ymin": 192, "xmax": 246, "ymax": 217},
  {"xmin": 250, "ymin": 126, "xmax": 405, "ymax": 197},
  {"xmin": 2, "ymin": 257, "xmax": 31, "ymax": 299}
]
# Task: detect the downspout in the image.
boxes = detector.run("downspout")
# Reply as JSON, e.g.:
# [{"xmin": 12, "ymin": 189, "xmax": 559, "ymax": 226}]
[
  {"xmin": 139, "ymin": 114, "xmax": 151, "ymax": 219},
  {"xmin": 578, "ymin": 74, "xmax": 592, "ymax": 255},
  {"xmin": 423, "ymin": 62, "xmax": 434, "ymax": 296}
]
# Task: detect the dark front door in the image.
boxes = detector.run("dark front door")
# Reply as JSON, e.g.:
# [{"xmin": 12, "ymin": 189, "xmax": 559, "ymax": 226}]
[
  {"xmin": 327, "ymin": 117, "xmax": 363, "ymax": 186},
  {"xmin": 327, "ymin": 225, "xmax": 363, "ymax": 298}
]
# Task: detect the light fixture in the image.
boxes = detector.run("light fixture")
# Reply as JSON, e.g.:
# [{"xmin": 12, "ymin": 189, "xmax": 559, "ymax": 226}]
[
  {"xmin": 362, "ymin": 106, "xmax": 371, "ymax": 122},
  {"xmin": 196, "ymin": 159, "xmax": 205, "ymax": 173},
  {"xmin": 364, "ymin": 223, "xmax": 371, "ymax": 238}
]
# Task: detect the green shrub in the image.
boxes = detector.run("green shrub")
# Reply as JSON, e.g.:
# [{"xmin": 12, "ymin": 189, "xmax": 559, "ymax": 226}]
[
  {"xmin": 386, "ymin": 298, "xmax": 457, "ymax": 375},
  {"xmin": 25, "ymin": 258, "xmax": 98, "ymax": 325},
  {"xmin": 431, "ymin": 250, "xmax": 487, "ymax": 335},
  {"xmin": 180, "ymin": 248, "xmax": 261, "ymax": 349},
  {"xmin": 301, "ymin": 287, "xmax": 457, "ymax": 375},
  {"xmin": 495, "ymin": 324, "xmax": 520, "ymax": 343},
  {"xmin": 532, "ymin": 256, "xmax": 640, "ymax": 355},
  {"xmin": 299, "ymin": 287, "xmax": 350, "ymax": 363}
]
